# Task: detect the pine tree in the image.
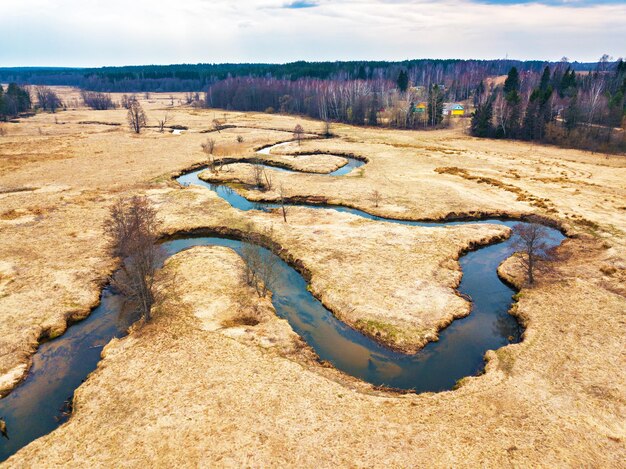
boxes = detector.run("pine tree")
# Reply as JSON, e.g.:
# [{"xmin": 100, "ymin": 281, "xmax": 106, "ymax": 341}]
[
  {"xmin": 397, "ymin": 70, "xmax": 409, "ymax": 93},
  {"xmin": 558, "ymin": 67, "xmax": 577, "ymax": 98},
  {"xmin": 473, "ymin": 81, "xmax": 485, "ymax": 107},
  {"xmin": 540, "ymin": 66, "xmax": 551, "ymax": 91},
  {"xmin": 563, "ymin": 96, "xmax": 581, "ymax": 133},
  {"xmin": 471, "ymin": 98, "xmax": 494, "ymax": 137},
  {"xmin": 503, "ymin": 67, "xmax": 520, "ymax": 95},
  {"xmin": 357, "ymin": 65, "xmax": 367, "ymax": 80},
  {"xmin": 501, "ymin": 67, "xmax": 522, "ymax": 137},
  {"xmin": 522, "ymin": 81, "xmax": 553, "ymax": 141},
  {"xmin": 608, "ymin": 90, "xmax": 625, "ymax": 127}
]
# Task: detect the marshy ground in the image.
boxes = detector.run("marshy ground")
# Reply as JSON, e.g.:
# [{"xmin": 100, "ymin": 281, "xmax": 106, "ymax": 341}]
[{"xmin": 0, "ymin": 87, "xmax": 625, "ymax": 466}]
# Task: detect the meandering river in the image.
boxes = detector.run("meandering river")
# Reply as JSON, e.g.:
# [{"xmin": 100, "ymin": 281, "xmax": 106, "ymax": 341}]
[{"xmin": 0, "ymin": 141, "xmax": 565, "ymax": 461}]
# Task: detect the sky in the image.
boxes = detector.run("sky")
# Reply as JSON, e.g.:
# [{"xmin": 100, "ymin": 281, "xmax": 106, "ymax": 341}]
[{"xmin": 1, "ymin": 0, "xmax": 625, "ymax": 67}]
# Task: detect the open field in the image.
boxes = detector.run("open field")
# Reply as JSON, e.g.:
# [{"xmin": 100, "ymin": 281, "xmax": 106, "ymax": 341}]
[{"xmin": 0, "ymin": 87, "xmax": 625, "ymax": 466}]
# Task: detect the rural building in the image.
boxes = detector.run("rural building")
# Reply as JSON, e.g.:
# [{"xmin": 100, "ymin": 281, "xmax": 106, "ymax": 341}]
[
  {"xmin": 443, "ymin": 103, "xmax": 465, "ymax": 116},
  {"xmin": 415, "ymin": 102, "xmax": 427, "ymax": 113}
]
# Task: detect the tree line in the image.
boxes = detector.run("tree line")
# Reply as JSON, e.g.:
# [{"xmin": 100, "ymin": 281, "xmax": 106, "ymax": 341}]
[
  {"xmin": 0, "ymin": 59, "xmax": 601, "ymax": 94},
  {"xmin": 205, "ymin": 76, "xmax": 448, "ymax": 129},
  {"xmin": 0, "ymin": 83, "xmax": 31, "ymax": 120},
  {"xmin": 471, "ymin": 58, "xmax": 626, "ymax": 153}
]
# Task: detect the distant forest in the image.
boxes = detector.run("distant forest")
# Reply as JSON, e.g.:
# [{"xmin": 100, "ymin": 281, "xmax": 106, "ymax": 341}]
[
  {"xmin": 0, "ymin": 59, "xmax": 602, "ymax": 94},
  {"xmin": 1, "ymin": 58, "xmax": 624, "ymax": 153}
]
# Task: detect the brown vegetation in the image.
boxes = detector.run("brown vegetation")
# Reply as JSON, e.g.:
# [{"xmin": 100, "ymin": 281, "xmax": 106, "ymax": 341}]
[
  {"xmin": 105, "ymin": 196, "xmax": 162, "ymax": 321},
  {"xmin": 126, "ymin": 98, "xmax": 146, "ymax": 134},
  {"xmin": 0, "ymin": 87, "xmax": 624, "ymax": 466},
  {"xmin": 512, "ymin": 220, "xmax": 553, "ymax": 285}
]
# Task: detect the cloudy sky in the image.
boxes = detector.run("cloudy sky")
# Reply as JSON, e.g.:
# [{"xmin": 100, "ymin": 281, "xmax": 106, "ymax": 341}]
[{"xmin": 1, "ymin": 0, "xmax": 625, "ymax": 67}]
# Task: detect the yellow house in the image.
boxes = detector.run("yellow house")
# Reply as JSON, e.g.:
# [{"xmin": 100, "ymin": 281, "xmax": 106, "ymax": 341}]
[
  {"xmin": 415, "ymin": 102, "xmax": 427, "ymax": 113},
  {"xmin": 444, "ymin": 103, "xmax": 465, "ymax": 116}
]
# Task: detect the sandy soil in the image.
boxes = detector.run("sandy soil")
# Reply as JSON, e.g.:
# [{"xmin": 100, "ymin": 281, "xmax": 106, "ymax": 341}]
[{"xmin": 1, "ymin": 87, "xmax": 625, "ymax": 466}]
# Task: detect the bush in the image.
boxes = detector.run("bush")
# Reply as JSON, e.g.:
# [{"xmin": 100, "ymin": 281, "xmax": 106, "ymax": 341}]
[{"xmin": 81, "ymin": 91, "xmax": 115, "ymax": 110}]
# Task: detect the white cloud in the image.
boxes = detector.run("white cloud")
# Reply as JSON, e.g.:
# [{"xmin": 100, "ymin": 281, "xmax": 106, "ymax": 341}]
[{"xmin": 0, "ymin": 0, "xmax": 624, "ymax": 66}]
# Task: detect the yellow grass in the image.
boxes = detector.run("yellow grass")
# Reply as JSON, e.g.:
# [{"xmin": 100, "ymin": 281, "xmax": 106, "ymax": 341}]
[{"xmin": 1, "ymin": 86, "xmax": 625, "ymax": 466}]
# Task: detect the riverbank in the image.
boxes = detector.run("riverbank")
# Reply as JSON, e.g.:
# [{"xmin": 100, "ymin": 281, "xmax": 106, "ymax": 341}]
[
  {"xmin": 1, "ymin": 86, "xmax": 625, "ymax": 465},
  {"xmin": 6, "ymin": 237, "xmax": 624, "ymax": 467}
]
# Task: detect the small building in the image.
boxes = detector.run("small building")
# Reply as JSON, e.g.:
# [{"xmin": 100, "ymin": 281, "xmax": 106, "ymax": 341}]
[
  {"xmin": 443, "ymin": 103, "xmax": 465, "ymax": 117},
  {"xmin": 415, "ymin": 102, "xmax": 427, "ymax": 113}
]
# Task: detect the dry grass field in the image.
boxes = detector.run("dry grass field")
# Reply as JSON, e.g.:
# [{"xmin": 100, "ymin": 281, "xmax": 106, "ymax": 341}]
[{"xmin": 0, "ymin": 87, "xmax": 625, "ymax": 466}]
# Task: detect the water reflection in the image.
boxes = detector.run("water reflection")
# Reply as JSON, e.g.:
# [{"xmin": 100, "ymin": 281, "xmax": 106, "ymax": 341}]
[{"xmin": 0, "ymin": 142, "xmax": 565, "ymax": 460}]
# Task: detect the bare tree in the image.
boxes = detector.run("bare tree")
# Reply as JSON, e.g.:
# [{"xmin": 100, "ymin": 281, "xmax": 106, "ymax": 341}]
[
  {"xmin": 157, "ymin": 112, "xmax": 170, "ymax": 132},
  {"xmin": 127, "ymin": 98, "xmax": 147, "ymax": 134},
  {"xmin": 293, "ymin": 124, "xmax": 304, "ymax": 145},
  {"xmin": 202, "ymin": 137, "xmax": 216, "ymax": 155},
  {"xmin": 263, "ymin": 167, "xmax": 273, "ymax": 191},
  {"xmin": 322, "ymin": 119, "xmax": 333, "ymax": 138},
  {"xmin": 121, "ymin": 94, "xmax": 134, "ymax": 109},
  {"xmin": 104, "ymin": 196, "xmax": 163, "ymax": 321},
  {"xmin": 81, "ymin": 91, "xmax": 114, "ymax": 110},
  {"xmin": 587, "ymin": 80, "xmax": 605, "ymax": 125},
  {"xmin": 241, "ymin": 227, "xmax": 278, "ymax": 298},
  {"xmin": 212, "ymin": 118, "xmax": 226, "ymax": 133},
  {"xmin": 371, "ymin": 190, "xmax": 382, "ymax": 207},
  {"xmin": 251, "ymin": 163, "xmax": 265, "ymax": 189},
  {"xmin": 35, "ymin": 86, "xmax": 62, "ymax": 113},
  {"xmin": 249, "ymin": 164, "xmax": 272, "ymax": 191},
  {"xmin": 279, "ymin": 183, "xmax": 288, "ymax": 222},
  {"xmin": 512, "ymin": 221, "xmax": 552, "ymax": 285},
  {"xmin": 169, "ymin": 95, "xmax": 175, "ymax": 106},
  {"xmin": 201, "ymin": 138, "xmax": 218, "ymax": 172}
]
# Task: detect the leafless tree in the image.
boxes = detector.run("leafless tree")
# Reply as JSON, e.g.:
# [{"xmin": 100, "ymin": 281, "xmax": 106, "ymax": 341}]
[
  {"xmin": 587, "ymin": 80, "xmax": 605, "ymax": 125},
  {"xmin": 202, "ymin": 137, "xmax": 216, "ymax": 155},
  {"xmin": 81, "ymin": 91, "xmax": 114, "ymax": 110},
  {"xmin": 263, "ymin": 167, "xmax": 273, "ymax": 191},
  {"xmin": 322, "ymin": 119, "xmax": 333, "ymax": 138},
  {"xmin": 371, "ymin": 190, "xmax": 382, "ymax": 207},
  {"xmin": 212, "ymin": 118, "xmax": 226, "ymax": 133},
  {"xmin": 293, "ymin": 124, "xmax": 304, "ymax": 145},
  {"xmin": 251, "ymin": 163, "xmax": 265, "ymax": 189},
  {"xmin": 512, "ymin": 221, "xmax": 552, "ymax": 285},
  {"xmin": 249, "ymin": 163, "xmax": 272, "ymax": 191},
  {"xmin": 185, "ymin": 92, "xmax": 194, "ymax": 104},
  {"xmin": 157, "ymin": 113, "xmax": 170, "ymax": 132},
  {"xmin": 169, "ymin": 95, "xmax": 175, "ymax": 106},
  {"xmin": 35, "ymin": 86, "xmax": 62, "ymax": 113},
  {"xmin": 241, "ymin": 227, "xmax": 278, "ymax": 298},
  {"xmin": 104, "ymin": 196, "xmax": 163, "ymax": 321},
  {"xmin": 127, "ymin": 98, "xmax": 147, "ymax": 134},
  {"xmin": 201, "ymin": 138, "xmax": 217, "ymax": 171},
  {"xmin": 121, "ymin": 94, "xmax": 134, "ymax": 109},
  {"xmin": 279, "ymin": 183, "xmax": 288, "ymax": 222}
]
